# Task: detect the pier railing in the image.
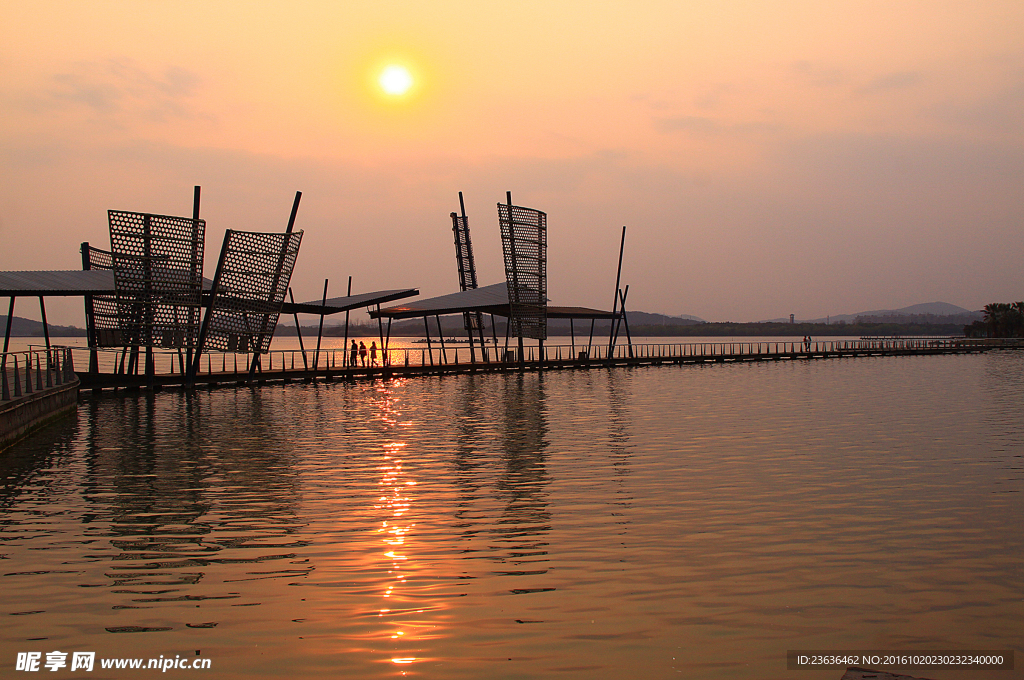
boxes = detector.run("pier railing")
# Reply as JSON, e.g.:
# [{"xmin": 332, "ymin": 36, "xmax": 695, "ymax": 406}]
[
  {"xmin": 53, "ymin": 336, "xmax": 1000, "ymax": 391},
  {"xmin": 1, "ymin": 347, "xmax": 77, "ymax": 402}
]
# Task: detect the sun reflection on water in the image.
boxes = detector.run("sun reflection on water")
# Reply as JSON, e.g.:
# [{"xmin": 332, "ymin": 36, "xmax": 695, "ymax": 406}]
[{"xmin": 371, "ymin": 383, "xmax": 429, "ymax": 672}]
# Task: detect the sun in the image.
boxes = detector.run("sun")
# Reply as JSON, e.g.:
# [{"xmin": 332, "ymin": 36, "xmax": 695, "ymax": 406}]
[{"xmin": 379, "ymin": 65, "xmax": 413, "ymax": 96}]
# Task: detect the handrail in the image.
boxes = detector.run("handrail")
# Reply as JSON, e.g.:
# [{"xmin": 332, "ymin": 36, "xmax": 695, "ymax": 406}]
[
  {"xmin": 44, "ymin": 336, "xmax": 1003, "ymax": 384},
  {"xmin": 1, "ymin": 347, "xmax": 76, "ymax": 401}
]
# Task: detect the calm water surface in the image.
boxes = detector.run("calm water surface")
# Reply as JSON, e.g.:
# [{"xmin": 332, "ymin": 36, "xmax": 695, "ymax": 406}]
[{"xmin": 2, "ymin": 351, "xmax": 1022, "ymax": 679}]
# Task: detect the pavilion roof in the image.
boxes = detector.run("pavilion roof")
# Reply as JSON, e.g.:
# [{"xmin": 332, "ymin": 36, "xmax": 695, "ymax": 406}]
[{"xmin": 371, "ymin": 282, "xmax": 615, "ymax": 320}]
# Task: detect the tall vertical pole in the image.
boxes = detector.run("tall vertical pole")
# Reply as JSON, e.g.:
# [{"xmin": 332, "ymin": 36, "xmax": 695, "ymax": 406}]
[
  {"xmin": 376, "ymin": 304, "xmax": 385, "ymax": 366},
  {"xmin": 289, "ymin": 288, "xmax": 308, "ymax": 370},
  {"xmin": 457, "ymin": 192, "xmax": 478, "ymax": 364},
  {"xmin": 314, "ymin": 279, "xmax": 328, "ymax": 370},
  {"xmin": 251, "ymin": 190, "xmax": 302, "ymax": 376},
  {"xmin": 506, "ymin": 191, "xmax": 525, "ymax": 368},
  {"xmin": 459, "ymin": 193, "xmax": 479, "ymax": 360},
  {"xmin": 38, "ymin": 297, "xmax": 51, "ymax": 353},
  {"xmin": 608, "ymin": 226, "xmax": 626, "ymax": 353},
  {"xmin": 285, "ymin": 191, "xmax": 301, "ymax": 234},
  {"xmin": 1, "ymin": 297, "xmax": 12, "ymax": 400},
  {"xmin": 143, "ymin": 214, "xmax": 155, "ymax": 386},
  {"xmin": 191, "ymin": 230, "xmax": 232, "ymax": 383},
  {"xmin": 436, "ymin": 316, "xmax": 447, "ymax": 364},
  {"xmin": 3, "ymin": 297, "xmax": 14, "ymax": 355},
  {"xmin": 187, "ymin": 186, "xmax": 201, "ymax": 375},
  {"xmin": 81, "ymin": 242, "xmax": 99, "ymax": 373},
  {"xmin": 616, "ymin": 286, "xmax": 633, "ymax": 357},
  {"xmin": 423, "ymin": 317, "xmax": 433, "ymax": 366},
  {"xmin": 342, "ymin": 276, "xmax": 352, "ymax": 366}
]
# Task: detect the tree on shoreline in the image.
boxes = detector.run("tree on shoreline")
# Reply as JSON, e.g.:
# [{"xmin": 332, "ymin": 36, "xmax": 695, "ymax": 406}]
[{"xmin": 964, "ymin": 302, "xmax": 1024, "ymax": 338}]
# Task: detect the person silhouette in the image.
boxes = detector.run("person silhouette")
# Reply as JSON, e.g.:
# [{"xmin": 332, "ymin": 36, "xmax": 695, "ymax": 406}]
[
  {"xmin": 359, "ymin": 341, "xmax": 367, "ymax": 367},
  {"xmin": 350, "ymin": 340, "xmax": 358, "ymax": 367},
  {"xmin": 370, "ymin": 341, "xmax": 378, "ymax": 366}
]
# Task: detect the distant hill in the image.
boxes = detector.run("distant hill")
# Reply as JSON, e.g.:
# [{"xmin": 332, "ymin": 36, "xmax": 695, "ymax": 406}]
[
  {"xmin": 764, "ymin": 302, "xmax": 982, "ymax": 326},
  {"xmin": 0, "ymin": 316, "xmax": 87, "ymax": 337},
  {"xmin": 275, "ymin": 311, "xmax": 704, "ymax": 338},
  {"xmin": 618, "ymin": 311, "xmax": 705, "ymax": 326}
]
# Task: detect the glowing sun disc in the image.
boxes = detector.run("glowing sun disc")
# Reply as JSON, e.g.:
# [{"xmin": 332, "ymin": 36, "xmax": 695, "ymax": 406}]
[{"xmin": 379, "ymin": 65, "xmax": 413, "ymax": 95}]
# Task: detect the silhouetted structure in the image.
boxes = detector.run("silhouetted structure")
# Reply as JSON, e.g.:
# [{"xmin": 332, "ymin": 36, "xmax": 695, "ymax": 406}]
[
  {"xmin": 451, "ymin": 191, "xmax": 488, "ymax": 361},
  {"xmin": 499, "ymin": 193, "xmax": 547, "ymax": 342}
]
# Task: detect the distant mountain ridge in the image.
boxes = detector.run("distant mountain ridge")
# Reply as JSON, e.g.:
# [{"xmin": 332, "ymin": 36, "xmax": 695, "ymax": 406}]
[
  {"xmin": 0, "ymin": 316, "xmax": 86, "ymax": 337},
  {"xmin": 763, "ymin": 302, "xmax": 982, "ymax": 325}
]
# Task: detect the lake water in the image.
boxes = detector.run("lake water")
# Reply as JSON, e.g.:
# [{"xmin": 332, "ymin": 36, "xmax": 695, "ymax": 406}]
[{"xmin": 1, "ymin": 349, "xmax": 1021, "ymax": 679}]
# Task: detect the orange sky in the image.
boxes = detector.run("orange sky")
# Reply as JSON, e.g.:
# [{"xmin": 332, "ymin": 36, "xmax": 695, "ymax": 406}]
[{"xmin": 2, "ymin": 1, "xmax": 1022, "ymax": 323}]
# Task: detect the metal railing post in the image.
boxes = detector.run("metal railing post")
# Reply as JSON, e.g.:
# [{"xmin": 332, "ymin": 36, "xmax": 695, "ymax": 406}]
[{"xmin": 13, "ymin": 355, "xmax": 22, "ymax": 397}]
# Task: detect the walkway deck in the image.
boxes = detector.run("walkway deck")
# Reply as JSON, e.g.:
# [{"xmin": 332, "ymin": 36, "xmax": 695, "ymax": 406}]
[{"xmin": 70, "ymin": 338, "xmax": 1012, "ymax": 395}]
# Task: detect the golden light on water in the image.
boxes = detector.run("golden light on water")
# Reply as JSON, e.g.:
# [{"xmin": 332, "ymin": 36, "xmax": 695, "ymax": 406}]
[{"xmin": 379, "ymin": 65, "xmax": 413, "ymax": 95}]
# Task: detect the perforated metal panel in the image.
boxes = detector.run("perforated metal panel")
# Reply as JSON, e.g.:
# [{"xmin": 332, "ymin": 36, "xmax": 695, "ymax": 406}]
[
  {"xmin": 498, "ymin": 202, "xmax": 547, "ymax": 340},
  {"xmin": 451, "ymin": 211, "xmax": 484, "ymax": 333},
  {"xmin": 201, "ymin": 229, "xmax": 303, "ymax": 354},
  {"xmin": 107, "ymin": 211, "xmax": 205, "ymax": 349},
  {"xmin": 82, "ymin": 245, "xmax": 123, "ymax": 346}
]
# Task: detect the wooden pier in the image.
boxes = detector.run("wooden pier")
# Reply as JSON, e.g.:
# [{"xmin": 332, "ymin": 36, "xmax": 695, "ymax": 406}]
[{"xmin": 68, "ymin": 338, "xmax": 1012, "ymax": 396}]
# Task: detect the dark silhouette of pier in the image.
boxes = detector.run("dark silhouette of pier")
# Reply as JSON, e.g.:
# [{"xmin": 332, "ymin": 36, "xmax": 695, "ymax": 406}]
[{"xmin": 69, "ymin": 337, "xmax": 1006, "ymax": 395}]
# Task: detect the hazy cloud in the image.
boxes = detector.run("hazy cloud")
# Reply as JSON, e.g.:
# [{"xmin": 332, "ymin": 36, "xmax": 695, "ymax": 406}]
[
  {"xmin": 856, "ymin": 71, "xmax": 923, "ymax": 95},
  {"xmin": 929, "ymin": 70, "xmax": 1024, "ymax": 136},
  {"xmin": 655, "ymin": 115, "xmax": 784, "ymax": 139},
  {"xmin": 45, "ymin": 58, "xmax": 205, "ymax": 123},
  {"xmin": 657, "ymin": 115, "xmax": 721, "ymax": 134},
  {"xmin": 791, "ymin": 60, "xmax": 848, "ymax": 88}
]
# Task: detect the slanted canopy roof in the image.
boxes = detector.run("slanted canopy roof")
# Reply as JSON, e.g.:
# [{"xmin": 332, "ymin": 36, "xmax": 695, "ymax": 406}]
[
  {"xmin": 284, "ymin": 288, "xmax": 419, "ymax": 315},
  {"xmin": 373, "ymin": 282, "xmax": 511, "ymax": 319},
  {"xmin": 0, "ymin": 270, "xmax": 416, "ymax": 318},
  {"xmin": 371, "ymin": 282, "xmax": 615, "ymax": 320},
  {"xmin": 547, "ymin": 306, "xmax": 617, "ymax": 320},
  {"xmin": 0, "ymin": 269, "xmax": 215, "ymax": 296}
]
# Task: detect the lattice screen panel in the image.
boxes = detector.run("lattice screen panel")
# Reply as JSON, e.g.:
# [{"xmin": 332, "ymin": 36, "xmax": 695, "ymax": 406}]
[
  {"xmin": 107, "ymin": 211, "xmax": 205, "ymax": 349},
  {"xmin": 451, "ymin": 211, "xmax": 484, "ymax": 334},
  {"xmin": 201, "ymin": 229, "xmax": 303, "ymax": 354},
  {"xmin": 82, "ymin": 245, "xmax": 123, "ymax": 347},
  {"xmin": 498, "ymin": 202, "xmax": 547, "ymax": 340}
]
